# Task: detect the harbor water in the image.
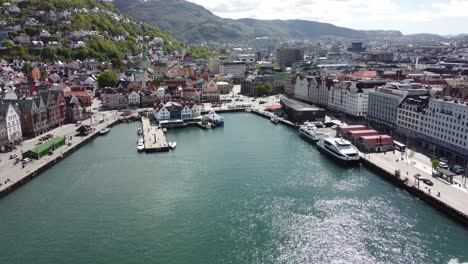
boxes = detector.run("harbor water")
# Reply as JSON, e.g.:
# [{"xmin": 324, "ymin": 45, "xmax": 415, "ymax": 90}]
[{"xmin": 0, "ymin": 113, "xmax": 467, "ymax": 264}]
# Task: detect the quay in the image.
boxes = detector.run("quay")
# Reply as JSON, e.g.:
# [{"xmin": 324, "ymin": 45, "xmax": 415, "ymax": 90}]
[
  {"xmin": 360, "ymin": 152, "xmax": 468, "ymax": 226},
  {"xmin": 141, "ymin": 116, "xmax": 169, "ymax": 152},
  {"xmin": 250, "ymin": 109, "xmax": 298, "ymax": 128},
  {"xmin": 0, "ymin": 112, "xmax": 121, "ymax": 198}
]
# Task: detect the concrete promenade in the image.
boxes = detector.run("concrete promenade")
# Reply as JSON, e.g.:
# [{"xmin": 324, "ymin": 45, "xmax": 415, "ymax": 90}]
[
  {"xmin": 0, "ymin": 111, "xmax": 120, "ymax": 196},
  {"xmin": 362, "ymin": 151, "xmax": 468, "ymax": 223},
  {"xmin": 141, "ymin": 117, "xmax": 169, "ymax": 152}
]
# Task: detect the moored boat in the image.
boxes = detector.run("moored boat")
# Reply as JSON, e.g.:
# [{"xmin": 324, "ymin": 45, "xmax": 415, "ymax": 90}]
[
  {"xmin": 271, "ymin": 117, "xmax": 280, "ymax": 124},
  {"xmin": 316, "ymin": 137, "xmax": 360, "ymax": 164},
  {"xmin": 299, "ymin": 124, "xmax": 328, "ymax": 143},
  {"xmin": 168, "ymin": 142, "xmax": 177, "ymax": 149},
  {"xmin": 99, "ymin": 127, "xmax": 110, "ymax": 135},
  {"xmin": 206, "ymin": 110, "xmax": 224, "ymax": 127},
  {"xmin": 136, "ymin": 137, "xmax": 144, "ymax": 152}
]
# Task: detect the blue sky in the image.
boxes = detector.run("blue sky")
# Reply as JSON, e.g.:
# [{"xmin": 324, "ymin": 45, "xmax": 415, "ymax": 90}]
[{"xmin": 186, "ymin": 0, "xmax": 468, "ymax": 35}]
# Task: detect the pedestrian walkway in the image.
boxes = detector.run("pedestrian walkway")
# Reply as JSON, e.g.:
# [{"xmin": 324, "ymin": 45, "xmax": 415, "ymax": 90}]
[{"xmin": 363, "ymin": 151, "xmax": 468, "ymax": 217}]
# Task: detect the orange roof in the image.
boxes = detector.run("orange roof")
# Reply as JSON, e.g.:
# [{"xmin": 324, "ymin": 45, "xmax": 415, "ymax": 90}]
[{"xmin": 351, "ymin": 71, "xmax": 378, "ymax": 79}]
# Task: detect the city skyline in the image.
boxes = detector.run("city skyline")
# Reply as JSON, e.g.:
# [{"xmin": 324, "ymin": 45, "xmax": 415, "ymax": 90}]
[{"xmin": 186, "ymin": 0, "xmax": 468, "ymax": 35}]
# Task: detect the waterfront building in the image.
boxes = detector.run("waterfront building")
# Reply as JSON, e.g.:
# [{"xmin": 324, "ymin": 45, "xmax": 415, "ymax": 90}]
[
  {"xmin": 396, "ymin": 95, "xmax": 429, "ymax": 139},
  {"xmin": 101, "ymin": 88, "xmax": 126, "ymax": 110},
  {"xmin": 357, "ymin": 135, "xmax": 394, "ymax": 153},
  {"xmin": 153, "ymin": 101, "xmax": 201, "ymax": 121},
  {"xmin": 367, "ymin": 83, "xmax": 428, "ymax": 129},
  {"xmin": 328, "ymin": 81, "xmax": 370, "ymax": 117},
  {"xmin": 33, "ymin": 96, "xmax": 48, "ymax": 134},
  {"xmin": 0, "ymin": 110, "xmax": 8, "ymax": 148},
  {"xmin": 277, "ymin": 47, "xmax": 305, "ymax": 68},
  {"xmin": 127, "ymin": 90, "xmax": 140, "ymax": 106},
  {"xmin": 294, "ymin": 74, "xmax": 316, "ymax": 103},
  {"xmin": 64, "ymin": 96, "xmax": 86, "ymax": 123},
  {"xmin": 0, "ymin": 102, "xmax": 22, "ymax": 143},
  {"xmin": 280, "ymin": 97, "xmax": 326, "ymax": 123},
  {"xmin": 337, "ymin": 125, "xmax": 368, "ymax": 137},
  {"xmin": 15, "ymin": 99, "xmax": 40, "ymax": 137},
  {"xmin": 419, "ymin": 98, "xmax": 468, "ymax": 160},
  {"xmin": 284, "ymin": 72, "xmax": 298, "ymax": 97}
]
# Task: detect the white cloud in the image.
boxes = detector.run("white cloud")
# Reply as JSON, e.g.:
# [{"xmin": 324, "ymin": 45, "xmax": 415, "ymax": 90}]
[{"xmin": 185, "ymin": 0, "xmax": 468, "ymax": 34}]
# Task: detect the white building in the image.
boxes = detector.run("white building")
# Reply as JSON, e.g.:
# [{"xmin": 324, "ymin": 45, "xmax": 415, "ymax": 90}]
[
  {"xmin": 181, "ymin": 105, "xmax": 192, "ymax": 119},
  {"xmin": 154, "ymin": 106, "xmax": 170, "ymax": 121},
  {"xmin": 220, "ymin": 61, "xmax": 246, "ymax": 78},
  {"xmin": 367, "ymin": 83, "xmax": 428, "ymax": 128},
  {"xmin": 294, "ymin": 75, "xmax": 311, "ymax": 102},
  {"xmin": 419, "ymin": 98, "xmax": 468, "ymax": 159},
  {"xmin": 0, "ymin": 103, "xmax": 22, "ymax": 142},
  {"xmin": 328, "ymin": 82, "xmax": 370, "ymax": 117},
  {"xmin": 127, "ymin": 91, "xmax": 140, "ymax": 106},
  {"xmin": 396, "ymin": 96, "xmax": 429, "ymax": 139}
]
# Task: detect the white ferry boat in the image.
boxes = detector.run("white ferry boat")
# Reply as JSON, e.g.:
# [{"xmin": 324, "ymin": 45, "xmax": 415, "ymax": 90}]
[
  {"xmin": 299, "ymin": 124, "xmax": 328, "ymax": 143},
  {"xmin": 316, "ymin": 137, "xmax": 360, "ymax": 164}
]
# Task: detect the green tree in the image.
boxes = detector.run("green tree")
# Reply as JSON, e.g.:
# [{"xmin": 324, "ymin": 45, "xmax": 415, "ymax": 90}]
[
  {"xmin": 151, "ymin": 76, "xmax": 164, "ymax": 86},
  {"xmin": 21, "ymin": 62, "xmax": 32, "ymax": 74},
  {"xmin": 256, "ymin": 82, "xmax": 272, "ymax": 96},
  {"xmin": 2, "ymin": 39, "xmax": 14, "ymax": 49},
  {"xmin": 432, "ymin": 159, "xmax": 440, "ymax": 171},
  {"xmin": 97, "ymin": 71, "xmax": 117, "ymax": 89},
  {"xmin": 111, "ymin": 58, "xmax": 124, "ymax": 69}
]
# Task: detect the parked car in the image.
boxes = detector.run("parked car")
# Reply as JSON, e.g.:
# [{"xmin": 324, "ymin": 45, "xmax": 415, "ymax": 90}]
[
  {"xmin": 75, "ymin": 121, "xmax": 82, "ymax": 126},
  {"xmin": 439, "ymin": 162, "xmax": 449, "ymax": 169},
  {"xmin": 414, "ymin": 174, "xmax": 424, "ymax": 180},
  {"xmin": 9, "ymin": 154, "xmax": 17, "ymax": 159},
  {"xmin": 452, "ymin": 165, "xmax": 464, "ymax": 174},
  {"xmin": 439, "ymin": 157, "xmax": 448, "ymax": 163},
  {"xmin": 21, "ymin": 158, "xmax": 32, "ymax": 164},
  {"xmin": 422, "ymin": 179, "xmax": 434, "ymax": 186}
]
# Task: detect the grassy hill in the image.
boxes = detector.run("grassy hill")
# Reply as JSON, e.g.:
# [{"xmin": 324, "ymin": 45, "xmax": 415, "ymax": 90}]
[
  {"xmin": 113, "ymin": 0, "xmax": 403, "ymax": 43},
  {"xmin": 0, "ymin": 0, "xmax": 181, "ymax": 61}
]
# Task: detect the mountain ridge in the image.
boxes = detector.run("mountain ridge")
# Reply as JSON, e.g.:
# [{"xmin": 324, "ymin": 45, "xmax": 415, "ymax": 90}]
[{"xmin": 113, "ymin": 0, "xmax": 404, "ymax": 42}]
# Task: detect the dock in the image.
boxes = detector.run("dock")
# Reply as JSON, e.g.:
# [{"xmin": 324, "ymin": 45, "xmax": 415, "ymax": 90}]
[
  {"xmin": 141, "ymin": 117, "xmax": 169, "ymax": 152},
  {"xmin": 360, "ymin": 152, "xmax": 468, "ymax": 227}
]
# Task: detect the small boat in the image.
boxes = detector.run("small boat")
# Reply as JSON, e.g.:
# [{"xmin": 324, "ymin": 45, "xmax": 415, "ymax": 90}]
[
  {"xmin": 163, "ymin": 128, "xmax": 168, "ymax": 133},
  {"xmin": 99, "ymin": 127, "xmax": 110, "ymax": 135},
  {"xmin": 168, "ymin": 141, "xmax": 177, "ymax": 149},
  {"xmin": 271, "ymin": 117, "xmax": 280, "ymax": 124},
  {"xmin": 136, "ymin": 128, "xmax": 143, "ymax": 136},
  {"xmin": 137, "ymin": 137, "xmax": 144, "ymax": 151}
]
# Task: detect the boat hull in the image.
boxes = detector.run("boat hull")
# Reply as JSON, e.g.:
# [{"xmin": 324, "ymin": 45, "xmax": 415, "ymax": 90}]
[
  {"xmin": 316, "ymin": 143, "xmax": 360, "ymax": 166},
  {"xmin": 299, "ymin": 130, "xmax": 319, "ymax": 144}
]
